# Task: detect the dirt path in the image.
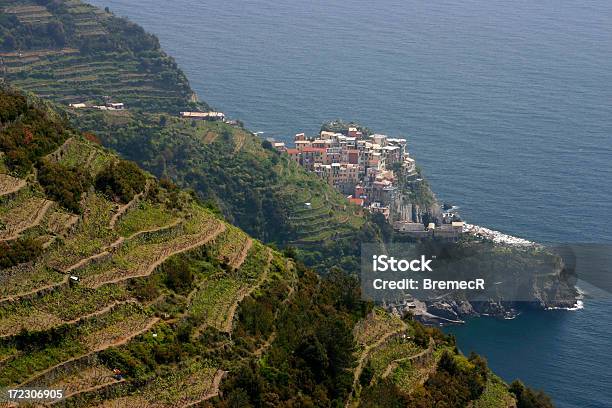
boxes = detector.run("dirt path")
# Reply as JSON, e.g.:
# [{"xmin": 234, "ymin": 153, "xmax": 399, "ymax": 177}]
[
  {"xmin": 64, "ymin": 219, "xmax": 184, "ymax": 274},
  {"xmin": 63, "ymin": 237, "xmax": 125, "ymax": 273},
  {"xmin": 0, "ymin": 300, "xmax": 139, "ymax": 339},
  {"xmin": 254, "ymin": 332, "xmax": 277, "ymax": 358},
  {"xmin": 183, "ymin": 370, "xmax": 227, "ymax": 407},
  {"xmin": 56, "ymin": 300, "xmax": 139, "ymax": 329},
  {"xmin": 88, "ymin": 223, "xmax": 226, "ymax": 289},
  {"xmin": 221, "ymin": 249, "xmax": 272, "ymax": 333},
  {"xmin": 347, "ymin": 324, "xmax": 408, "ymax": 408},
  {"xmin": 229, "ymin": 237, "xmax": 253, "ymax": 269},
  {"xmin": 83, "ymin": 149, "xmax": 97, "ymax": 170},
  {"xmin": 51, "ymin": 379, "xmax": 126, "ymax": 405},
  {"xmin": 0, "ymin": 199, "xmax": 54, "ymax": 242},
  {"xmin": 18, "ymin": 318, "xmax": 160, "ymax": 388},
  {"xmin": 381, "ymin": 338, "xmax": 435, "ymax": 379},
  {"xmin": 0, "ymin": 174, "xmax": 26, "ymax": 198},
  {"xmin": 124, "ymin": 218, "xmax": 183, "ymax": 241},
  {"xmin": 108, "ymin": 181, "xmax": 150, "ymax": 229},
  {"xmin": 0, "ymin": 275, "xmax": 68, "ymax": 305}
]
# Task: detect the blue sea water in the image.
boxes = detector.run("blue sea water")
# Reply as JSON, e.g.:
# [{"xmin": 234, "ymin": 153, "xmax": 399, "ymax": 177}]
[{"xmin": 89, "ymin": 1, "xmax": 612, "ymax": 406}]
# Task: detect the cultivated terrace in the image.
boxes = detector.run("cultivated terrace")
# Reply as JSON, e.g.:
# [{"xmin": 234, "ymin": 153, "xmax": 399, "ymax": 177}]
[
  {"xmin": 0, "ymin": 84, "xmax": 540, "ymax": 408},
  {"xmin": 0, "ymin": 0, "xmax": 556, "ymax": 405}
]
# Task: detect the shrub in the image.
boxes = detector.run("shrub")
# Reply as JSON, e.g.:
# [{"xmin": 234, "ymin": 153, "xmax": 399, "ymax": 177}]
[
  {"xmin": 95, "ymin": 161, "xmax": 146, "ymax": 203},
  {"xmin": 0, "ymin": 92, "xmax": 68, "ymax": 175},
  {"xmin": 0, "ymin": 237, "xmax": 43, "ymax": 268},
  {"xmin": 38, "ymin": 160, "xmax": 91, "ymax": 213},
  {"xmin": 163, "ymin": 257, "xmax": 194, "ymax": 295},
  {"xmin": 510, "ymin": 380, "xmax": 554, "ymax": 408}
]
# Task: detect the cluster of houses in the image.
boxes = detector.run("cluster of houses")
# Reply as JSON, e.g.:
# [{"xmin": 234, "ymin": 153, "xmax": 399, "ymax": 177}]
[
  {"xmin": 179, "ymin": 111, "xmax": 226, "ymax": 121},
  {"xmin": 274, "ymin": 127, "xmax": 465, "ymax": 239},
  {"xmin": 274, "ymin": 128, "xmax": 417, "ymax": 216},
  {"xmin": 68, "ymin": 101, "xmax": 125, "ymax": 111}
]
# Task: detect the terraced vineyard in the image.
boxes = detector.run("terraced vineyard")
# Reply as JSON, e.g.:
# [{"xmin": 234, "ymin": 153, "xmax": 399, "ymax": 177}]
[
  {"xmin": 37, "ymin": 357, "xmax": 122, "ymax": 400},
  {"xmin": 0, "ymin": 7, "xmax": 530, "ymax": 404},
  {"xmin": 348, "ymin": 310, "xmax": 431, "ymax": 407},
  {"xmin": 0, "ymin": 188, "xmax": 54, "ymax": 241},
  {"xmin": 206, "ymin": 224, "xmax": 253, "ymax": 269},
  {"xmin": 0, "ymin": 89, "xmax": 296, "ymax": 406},
  {"xmin": 367, "ymin": 337, "xmax": 423, "ymax": 378},
  {"xmin": 49, "ymin": 137, "xmax": 114, "ymax": 178},
  {"xmin": 74, "ymin": 112, "xmax": 373, "ymax": 271},
  {"xmin": 89, "ymin": 359, "xmax": 223, "ymax": 407},
  {"xmin": 0, "ymin": 285, "xmax": 132, "ymax": 337},
  {"xmin": 189, "ymin": 242, "xmax": 272, "ymax": 333},
  {"xmin": 0, "ymin": 303, "xmax": 154, "ymax": 387},
  {"xmin": 0, "ymin": 173, "xmax": 25, "ymax": 197},
  {"xmin": 0, "ymin": 0, "xmax": 200, "ymax": 112},
  {"xmin": 353, "ymin": 308, "xmax": 408, "ymax": 349}
]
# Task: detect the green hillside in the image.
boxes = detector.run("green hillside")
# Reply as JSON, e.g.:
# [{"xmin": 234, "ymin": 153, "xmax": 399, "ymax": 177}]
[
  {"xmin": 0, "ymin": 87, "xmax": 545, "ymax": 408},
  {"xmin": 0, "ymin": 0, "xmax": 200, "ymax": 112},
  {"xmin": 0, "ymin": 0, "xmax": 385, "ymax": 272},
  {"xmin": 72, "ymin": 109, "xmax": 380, "ymax": 271}
]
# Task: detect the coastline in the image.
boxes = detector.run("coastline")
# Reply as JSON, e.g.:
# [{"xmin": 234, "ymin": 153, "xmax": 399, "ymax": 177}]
[{"xmin": 463, "ymin": 223, "xmax": 536, "ymax": 246}]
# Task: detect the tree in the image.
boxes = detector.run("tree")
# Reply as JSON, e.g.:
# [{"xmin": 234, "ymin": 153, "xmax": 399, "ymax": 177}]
[
  {"xmin": 261, "ymin": 140, "xmax": 273, "ymax": 150},
  {"xmin": 510, "ymin": 380, "xmax": 554, "ymax": 408},
  {"xmin": 163, "ymin": 257, "xmax": 194, "ymax": 294},
  {"xmin": 46, "ymin": 21, "xmax": 66, "ymax": 46},
  {"xmin": 38, "ymin": 160, "xmax": 91, "ymax": 213},
  {"xmin": 95, "ymin": 161, "xmax": 146, "ymax": 203}
]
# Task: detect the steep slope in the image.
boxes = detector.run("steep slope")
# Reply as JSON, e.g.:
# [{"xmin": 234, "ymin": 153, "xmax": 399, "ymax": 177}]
[
  {"xmin": 0, "ymin": 0, "xmax": 384, "ymax": 272},
  {"xmin": 0, "ymin": 87, "xmax": 551, "ymax": 408},
  {"xmin": 73, "ymin": 110, "xmax": 379, "ymax": 271},
  {"xmin": 0, "ymin": 87, "xmax": 289, "ymax": 403},
  {"xmin": 0, "ymin": 1, "xmax": 577, "ymax": 318},
  {"xmin": 0, "ymin": 0, "xmax": 200, "ymax": 112}
]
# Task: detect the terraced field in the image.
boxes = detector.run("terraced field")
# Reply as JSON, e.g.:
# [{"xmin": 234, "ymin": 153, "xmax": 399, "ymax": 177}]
[
  {"xmin": 49, "ymin": 137, "xmax": 115, "ymax": 178},
  {"xmin": 3, "ymin": 4, "xmax": 53, "ymax": 26},
  {"xmin": 0, "ymin": 0, "xmax": 198, "ymax": 112},
  {"xmin": 347, "ymin": 310, "xmax": 439, "ymax": 407},
  {"xmin": 0, "ymin": 284, "xmax": 132, "ymax": 337},
  {"xmin": 0, "ymin": 303, "xmax": 155, "ymax": 387},
  {"xmin": 189, "ymin": 242, "xmax": 271, "ymax": 333},
  {"xmin": 38, "ymin": 358, "xmax": 121, "ymax": 400},
  {"xmin": 472, "ymin": 376, "xmax": 518, "ymax": 408},
  {"xmin": 0, "ymin": 262, "xmax": 67, "ymax": 301},
  {"xmin": 46, "ymin": 192, "xmax": 118, "ymax": 272},
  {"xmin": 115, "ymin": 202, "xmax": 179, "ymax": 239},
  {"xmin": 0, "ymin": 188, "xmax": 54, "ymax": 241},
  {"xmin": 277, "ymin": 166, "xmax": 365, "ymax": 248},
  {"xmin": 0, "ymin": 174, "xmax": 26, "ymax": 197},
  {"xmin": 206, "ymin": 224, "xmax": 253, "ymax": 269},
  {"xmin": 368, "ymin": 337, "xmax": 423, "ymax": 378},
  {"xmin": 90, "ymin": 360, "xmax": 223, "ymax": 408},
  {"xmin": 353, "ymin": 308, "xmax": 408, "ymax": 350},
  {"xmin": 77, "ymin": 218, "xmax": 224, "ymax": 289},
  {"xmin": 0, "ymin": 115, "xmax": 293, "ymax": 405}
]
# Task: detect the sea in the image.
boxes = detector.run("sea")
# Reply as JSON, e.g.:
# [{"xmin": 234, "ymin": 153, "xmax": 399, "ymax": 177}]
[{"xmin": 89, "ymin": 1, "xmax": 612, "ymax": 406}]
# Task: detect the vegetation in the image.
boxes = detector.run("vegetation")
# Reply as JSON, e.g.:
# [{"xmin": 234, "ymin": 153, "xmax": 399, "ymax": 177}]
[
  {"xmin": 94, "ymin": 160, "xmax": 146, "ymax": 203},
  {"xmin": 73, "ymin": 111, "xmax": 382, "ymax": 272},
  {"xmin": 0, "ymin": 236, "xmax": 42, "ymax": 268},
  {"xmin": 0, "ymin": 87, "xmax": 69, "ymax": 175},
  {"xmin": 0, "ymin": 7, "xmax": 558, "ymax": 406},
  {"xmin": 0, "ymin": 0, "xmax": 201, "ymax": 112},
  {"xmin": 38, "ymin": 159, "xmax": 91, "ymax": 212},
  {"xmin": 510, "ymin": 380, "xmax": 555, "ymax": 408}
]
